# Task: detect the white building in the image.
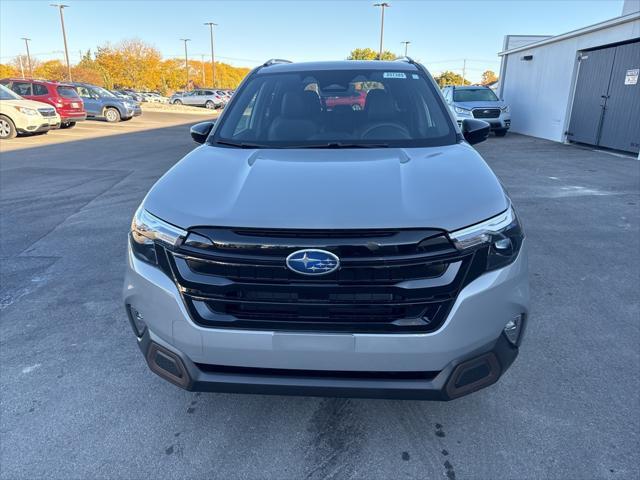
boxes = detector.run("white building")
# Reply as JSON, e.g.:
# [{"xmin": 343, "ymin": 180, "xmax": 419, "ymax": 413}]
[{"xmin": 497, "ymin": 0, "xmax": 640, "ymax": 155}]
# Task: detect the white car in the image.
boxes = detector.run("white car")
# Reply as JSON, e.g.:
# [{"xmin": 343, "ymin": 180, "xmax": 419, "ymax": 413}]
[
  {"xmin": 0, "ymin": 84, "xmax": 60, "ymax": 139},
  {"xmin": 144, "ymin": 93, "xmax": 169, "ymax": 104}
]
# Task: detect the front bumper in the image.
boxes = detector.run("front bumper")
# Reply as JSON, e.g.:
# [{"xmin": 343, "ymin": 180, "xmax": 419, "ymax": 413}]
[
  {"xmin": 137, "ymin": 324, "xmax": 520, "ymax": 400},
  {"xmin": 17, "ymin": 121, "xmax": 57, "ymax": 134},
  {"xmin": 456, "ymin": 112, "xmax": 510, "ymax": 131},
  {"xmin": 124, "ymin": 241, "xmax": 528, "ymax": 399}
]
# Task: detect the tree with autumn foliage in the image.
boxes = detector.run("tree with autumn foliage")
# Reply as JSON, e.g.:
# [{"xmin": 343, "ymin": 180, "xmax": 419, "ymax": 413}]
[
  {"xmin": 0, "ymin": 63, "xmax": 18, "ymax": 78},
  {"xmin": 2, "ymin": 39, "xmax": 249, "ymax": 94},
  {"xmin": 480, "ymin": 70, "xmax": 498, "ymax": 85}
]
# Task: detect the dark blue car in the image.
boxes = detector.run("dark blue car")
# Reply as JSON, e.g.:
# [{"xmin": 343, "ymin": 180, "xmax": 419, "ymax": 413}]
[{"xmin": 71, "ymin": 83, "xmax": 142, "ymax": 122}]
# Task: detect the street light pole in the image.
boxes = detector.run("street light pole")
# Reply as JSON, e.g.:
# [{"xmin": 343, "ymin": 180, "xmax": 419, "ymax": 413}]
[
  {"xmin": 204, "ymin": 22, "xmax": 217, "ymax": 88},
  {"xmin": 401, "ymin": 40, "xmax": 411, "ymax": 57},
  {"xmin": 50, "ymin": 4, "xmax": 72, "ymax": 81},
  {"xmin": 180, "ymin": 38, "xmax": 191, "ymax": 89},
  {"xmin": 373, "ymin": 3, "xmax": 390, "ymax": 60},
  {"xmin": 21, "ymin": 38, "xmax": 33, "ymax": 77},
  {"xmin": 462, "ymin": 58, "xmax": 467, "ymax": 85},
  {"xmin": 201, "ymin": 54, "xmax": 205, "ymax": 86}
]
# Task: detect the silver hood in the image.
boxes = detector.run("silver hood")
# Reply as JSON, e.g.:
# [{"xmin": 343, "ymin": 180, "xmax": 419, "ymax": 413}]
[{"xmin": 143, "ymin": 143, "xmax": 508, "ymax": 232}]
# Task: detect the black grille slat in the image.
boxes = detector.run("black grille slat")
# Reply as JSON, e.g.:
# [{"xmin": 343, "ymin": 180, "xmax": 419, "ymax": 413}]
[
  {"xmin": 164, "ymin": 228, "xmax": 474, "ymax": 333},
  {"xmin": 472, "ymin": 108, "xmax": 500, "ymax": 119}
]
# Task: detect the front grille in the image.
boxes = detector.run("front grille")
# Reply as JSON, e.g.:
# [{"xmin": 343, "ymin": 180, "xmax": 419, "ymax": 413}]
[
  {"xmin": 38, "ymin": 108, "xmax": 56, "ymax": 117},
  {"xmin": 160, "ymin": 228, "xmax": 485, "ymax": 333},
  {"xmin": 472, "ymin": 108, "xmax": 500, "ymax": 119}
]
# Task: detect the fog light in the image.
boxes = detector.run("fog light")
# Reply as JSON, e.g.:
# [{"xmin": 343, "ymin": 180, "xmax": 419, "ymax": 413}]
[
  {"xmin": 127, "ymin": 305, "xmax": 147, "ymax": 337},
  {"xmin": 504, "ymin": 314, "xmax": 524, "ymax": 346}
]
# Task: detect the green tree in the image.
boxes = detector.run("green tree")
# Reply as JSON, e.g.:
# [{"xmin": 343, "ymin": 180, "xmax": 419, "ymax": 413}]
[
  {"xmin": 434, "ymin": 70, "xmax": 470, "ymax": 87},
  {"xmin": 348, "ymin": 48, "xmax": 396, "ymax": 61},
  {"xmin": 480, "ymin": 70, "xmax": 498, "ymax": 85}
]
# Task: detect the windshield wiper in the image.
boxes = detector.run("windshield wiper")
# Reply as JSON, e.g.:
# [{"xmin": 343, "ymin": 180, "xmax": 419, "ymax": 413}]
[
  {"xmin": 213, "ymin": 140, "xmax": 390, "ymax": 149},
  {"xmin": 289, "ymin": 142, "xmax": 390, "ymax": 149},
  {"xmin": 213, "ymin": 140, "xmax": 272, "ymax": 149}
]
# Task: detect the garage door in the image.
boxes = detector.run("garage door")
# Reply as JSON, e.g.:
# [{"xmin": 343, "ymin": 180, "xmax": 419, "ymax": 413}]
[{"xmin": 567, "ymin": 40, "xmax": 640, "ymax": 154}]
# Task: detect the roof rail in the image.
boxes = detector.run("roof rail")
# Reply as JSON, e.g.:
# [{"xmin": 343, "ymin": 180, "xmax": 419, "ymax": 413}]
[
  {"xmin": 262, "ymin": 58, "xmax": 292, "ymax": 67},
  {"xmin": 395, "ymin": 56, "xmax": 416, "ymax": 64}
]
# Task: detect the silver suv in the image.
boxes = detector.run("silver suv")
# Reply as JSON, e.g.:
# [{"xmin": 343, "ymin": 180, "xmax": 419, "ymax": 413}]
[
  {"xmin": 124, "ymin": 59, "xmax": 529, "ymax": 400},
  {"xmin": 442, "ymin": 85, "xmax": 511, "ymax": 136},
  {"xmin": 170, "ymin": 89, "xmax": 223, "ymax": 109}
]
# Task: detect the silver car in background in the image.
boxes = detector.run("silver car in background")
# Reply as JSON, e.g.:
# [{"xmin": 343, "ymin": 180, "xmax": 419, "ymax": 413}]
[
  {"xmin": 442, "ymin": 85, "xmax": 511, "ymax": 136},
  {"xmin": 170, "ymin": 89, "xmax": 224, "ymax": 109}
]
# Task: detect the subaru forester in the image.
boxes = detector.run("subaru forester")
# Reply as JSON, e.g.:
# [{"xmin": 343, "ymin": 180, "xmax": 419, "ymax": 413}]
[{"xmin": 124, "ymin": 59, "xmax": 528, "ymax": 400}]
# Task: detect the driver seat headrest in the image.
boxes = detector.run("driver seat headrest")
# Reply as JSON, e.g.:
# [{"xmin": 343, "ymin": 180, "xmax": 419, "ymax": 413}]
[{"xmin": 365, "ymin": 89, "xmax": 395, "ymax": 121}]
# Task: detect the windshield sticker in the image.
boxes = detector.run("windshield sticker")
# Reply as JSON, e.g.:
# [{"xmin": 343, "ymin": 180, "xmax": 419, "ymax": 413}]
[
  {"xmin": 412, "ymin": 74, "xmax": 419, "ymax": 79},
  {"xmin": 383, "ymin": 72, "xmax": 406, "ymax": 79}
]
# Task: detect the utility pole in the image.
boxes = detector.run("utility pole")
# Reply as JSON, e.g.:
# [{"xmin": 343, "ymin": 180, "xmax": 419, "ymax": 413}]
[
  {"xmin": 180, "ymin": 38, "xmax": 191, "ymax": 89},
  {"xmin": 462, "ymin": 59, "xmax": 467, "ymax": 85},
  {"xmin": 401, "ymin": 40, "xmax": 410, "ymax": 57},
  {"xmin": 204, "ymin": 22, "xmax": 217, "ymax": 88},
  {"xmin": 50, "ymin": 4, "xmax": 72, "ymax": 81},
  {"xmin": 20, "ymin": 38, "xmax": 33, "ymax": 77},
  {"xmin": 201, "ymin": 54, "xmax": 205, "ymax": 86},
  {"xmin": 373, "ymin": 3, "xmax": 390, "ymax": 60}
]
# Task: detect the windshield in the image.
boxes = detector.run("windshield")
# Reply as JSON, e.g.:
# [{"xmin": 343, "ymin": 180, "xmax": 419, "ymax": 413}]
[
  {"xmin": 212, "ymin": 68, "xmax": 456, "ymax": 148},
  {"xmin": 453, "ymin": 88, "xmax": 498, "ymax": 102},
  {"xmin": 0, "ymin": 84, "xmax": 21, "ymax": 100},
  {"xmin": 93, "ymin": 86, "xmax": 117, "ymax": 98}
]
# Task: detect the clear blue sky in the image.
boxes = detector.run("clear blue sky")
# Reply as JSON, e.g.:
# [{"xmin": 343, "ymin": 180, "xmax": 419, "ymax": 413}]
[{"xmin": 0, "ymin": 0, "xmax": 624, "ymax": 82}]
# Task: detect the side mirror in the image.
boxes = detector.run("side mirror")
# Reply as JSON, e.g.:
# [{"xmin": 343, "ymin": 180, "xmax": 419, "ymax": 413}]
[
  {"xmin": 461, "ymin": 118, "xmax": 491, "ymax": 145},
  {"xmin": 190, "ymin": 121, "xmax": 215, "ymax": 144}
]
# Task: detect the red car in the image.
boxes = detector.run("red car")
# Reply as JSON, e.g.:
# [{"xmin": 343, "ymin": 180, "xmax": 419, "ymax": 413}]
[
  {"xmin": 324, "ymin": 89, "xmax": 367, "ymax": 111},
  {"xmin": 0, "ymin": 78, "xmax": 87, "ymax": 128}
]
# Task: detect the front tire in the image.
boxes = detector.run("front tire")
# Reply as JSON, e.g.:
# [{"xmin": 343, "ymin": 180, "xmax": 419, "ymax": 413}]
[
  {"xmin": 173, "ymin": 99, "xmax": 182, "ymax": 105},
  {"xmin": 60, "ymin": 121, "xmax": 76, "ymax": 129},
  {"xmin": 104, "ymin": 108, "xmax": 121, "ymax": 123},
  {"xmin": 205, "ymin": 100, "xmax": 215, "ymax": 109},
  {"xmin": 495, "ymin": 129, "xmax": 508, "ymax": 137},
  {"xmin": 0, "ymin": 115, "xmax": 17, "ymax": 139}
]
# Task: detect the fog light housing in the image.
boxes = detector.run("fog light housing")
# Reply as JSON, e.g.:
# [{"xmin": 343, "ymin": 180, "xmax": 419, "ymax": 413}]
[
  {"xmin": 127, "ymin": 304, "xmax": 147, "ymax": 337},
  {"xmin": 504, "ymin": 314, "xmax": 525, "ymax": 346}
]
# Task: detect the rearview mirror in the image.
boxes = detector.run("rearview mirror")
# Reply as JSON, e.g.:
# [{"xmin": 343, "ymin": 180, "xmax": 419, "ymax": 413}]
[
  {"xmin": 461, "ymin": 119, "xmax": 491, "ymax": 145},
  {"xmin": 190, "ymin": 121, "xmax": 215, "ymax": 144}
]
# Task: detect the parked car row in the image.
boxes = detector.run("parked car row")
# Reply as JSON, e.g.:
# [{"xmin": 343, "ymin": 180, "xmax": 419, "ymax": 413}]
[
  {"xmin": 169, "ymin": 89, "xmax": 233, "ymax": 109},
  {"xmin": 0, "ymin": 78, "xmax": 144, "ymax": 139}
]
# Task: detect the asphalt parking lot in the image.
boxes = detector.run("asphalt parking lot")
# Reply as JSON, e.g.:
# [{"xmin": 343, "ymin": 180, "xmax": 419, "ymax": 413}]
[{"xmin": 1, "ymin": 114, "xmax": 638, "ymax": 480}]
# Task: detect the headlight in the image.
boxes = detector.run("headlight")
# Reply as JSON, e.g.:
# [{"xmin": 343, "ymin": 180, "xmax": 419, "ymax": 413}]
[
  {"xmin": 449, "ymin": 207, "xmax": 524, "ymax": 271},
  {"xmin": 500, "ymin": 105, "xmax": 510, "ymax": 113},
  {"xmin": 454, "ymin": 106, "xmax": 470, "ymax": 115},
  {"xmin": 130, "ymin": 206, "xmax": 187, "ymax": 264},
  {"xmin": 14, "ymin": 106, "xmax": 38, "ymax": 116}
]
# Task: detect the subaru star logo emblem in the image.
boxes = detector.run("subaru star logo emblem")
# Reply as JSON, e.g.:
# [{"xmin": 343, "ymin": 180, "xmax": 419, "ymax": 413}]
[{"xmin": 286, "ymin": 249, "xmax": 340, "ymax": 276}]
